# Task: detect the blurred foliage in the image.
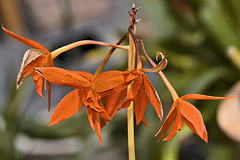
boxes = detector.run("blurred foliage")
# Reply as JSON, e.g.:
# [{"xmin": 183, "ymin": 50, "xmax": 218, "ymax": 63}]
[
  {"xmin": 135, "ymin": 0, "xmax": 240, "ymax": 160},
  {"xmin": 1, "ymin": 0, "xmax": 240, "ymax": 159}
]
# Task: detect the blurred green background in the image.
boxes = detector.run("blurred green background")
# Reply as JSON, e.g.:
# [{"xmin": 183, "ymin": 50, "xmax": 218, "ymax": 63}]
[{"xmin": 0, "ymin": 0, "xmax": 240, "ymax": 159}]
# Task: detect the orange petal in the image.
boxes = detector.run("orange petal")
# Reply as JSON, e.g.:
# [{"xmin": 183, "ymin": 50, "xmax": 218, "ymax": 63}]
[
  {"xmin": 72, "ymin": 71, "xmax": 93, "ymax": 81},
  {"xmin": 134, "ymin": 84, "xmax": 149, "ymax": 125},
  {"xmin": 49, "ymin": 89, "xmax": 84, "ymax": 126},
  {"xmin": 180, "ymin": 94, "xmax": 236, "ymax": 100},
  {"xmin": 86, "ymin": 107, "xmax": 102, "ymax": 145},
  {"xmin": 156, "ymin": 100, "xmax": 178, "ymax": 142},
  {"xmin": 100, "ymin": 88, "xmax": 126, "ymax": 128},
  {"xmin": 184, "ymin": 117, "xmax": 208, "ymax": 142},
  {"xmin": 120, "ymin": 76, "xmax": 142, "ymax": 109},
  {"xmin": 97, "ymin": 71, "xmax": 137, "ymax": 98},
  {"xmin": 143, "ymin": 74, "xmax": 163, "ymax": 120},
  {"xmin": 34, "ymin": 67, "xmax": 91, "ymax": 88},
  {"xmin": 83, "ymin": 90, "xmax": 106, "ymax": 113},
  {"xmin": 48, "ymin": 81, "xmax": 51, "ymax": 112},
  {"xmin": 46, "ymin": 54, "xmax": 53, "ymax": 67},
  {"xmin": 178, "ymin": 99, "xmax": 206, "ymax": 140},
  {"xmin": 141, "ymin": 116, "xmax": 150, "ymax": 128},
  {"xmin": 98, "ymin": 80, "xmax": 132, "ymax": 99},
  {"xmin": 93, "ymin": 70, "xmax": 135, "ymax": 93},
  {"xmin": 163, "ymin": 113, "xmax": 184, "ymax": 141},
  {"xmin": 2, "ymin": 25, "xmax": 50, "ymax": 54},
  {"xmin": 33, "ymin": 73, "xmax": 44, "ymax": 98}
]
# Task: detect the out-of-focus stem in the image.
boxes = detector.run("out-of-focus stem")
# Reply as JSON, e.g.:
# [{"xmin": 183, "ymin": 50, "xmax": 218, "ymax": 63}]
[
  {"xmin": 93, "ymin": 32, "xmax": 129, "ymax": 78},
  {"xmin": 51, "ymin": 40, "xmax": 129, "ymax": 59}
]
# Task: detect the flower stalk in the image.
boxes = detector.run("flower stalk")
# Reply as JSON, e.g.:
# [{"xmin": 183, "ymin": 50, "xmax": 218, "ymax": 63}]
[
  {"xmin": 139, "ymin": 40, "xmax": 179, "ymax": 101},
  {"xmin": 127, "ymin": 4, "xmax": 138, "ymax": 160},
  {"xmin": 51, "ymin": 40, "xmax": 129, "ymax": 59}
]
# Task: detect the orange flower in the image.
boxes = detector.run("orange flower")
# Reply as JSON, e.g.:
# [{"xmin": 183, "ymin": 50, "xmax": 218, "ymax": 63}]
[
  {"xmin": 34, "ymin": 67, "xmax": 137, "ymax": 144},
  {"xmin": 121, "ymin": 69, "xmax": 163, "ymax": 125},
  {"xmin": 2, "ymin": 26, "xmax": 53, "ymax": 110},
  {"xmin": 155, "ymin": 94, "xmax": 235, "ymax": 143}
]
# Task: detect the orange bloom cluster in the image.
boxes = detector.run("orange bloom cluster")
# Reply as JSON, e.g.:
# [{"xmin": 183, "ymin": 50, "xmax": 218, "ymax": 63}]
[{"xmin": 2, "ymin": 10, "xmax": 235, "ymax": 146}]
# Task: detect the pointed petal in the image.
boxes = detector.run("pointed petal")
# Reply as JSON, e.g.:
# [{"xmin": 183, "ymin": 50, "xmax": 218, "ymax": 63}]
[
  {"xmin": 86, "ymin": 107, "xmax": 102, "ymax": 145},
  {"xmin": 181, "ymin": 94, "xmax": 236, "ymax": 100},
  {"xmin": 156, "ymin": 109, "xmax": 177, "ymax": 142},
  {"xmin": 163, "ymin": 113, "xmax": 184, "ymax": 141},
  {"xmin": 184, "ymin": 117, "xmax": 208, "ymax": 142},
  {"xmin": 134, "ymin": 84, "xmax": 149, "ymax": 125},
  {"xmin": 34, "ymin": 67, "xmax": 91, "ymax": 88},
  {"xmin": 178, "ymin": 100, "xmax": 206, "ymax": 141},
  {"xmin": 33, "ymin": 73, "xmax": 44, "ymax": 98},
  {"xmin": 100, "ymin": 88, "xmax": 127, "ymax": 128},
  {"xmin": 48, "ymin": 81, "xmax": 51, "ymax": 112},
  {"xmin": 121, "ymin": 76, "xmax": 142, "ymax": 109},
  {"xmin": 156, "ymin": 100, "xmax": 178, "ymax": 142},
  {"xmin": 141, "ymin": 116, "xmax": 150, "ymax": 128},
  {"xmin": 49, "ymin": 89, "xmax": 84, "ymax": 126},
  {"xmin": 2, "ymin": 25, "xmax": 50, "ymax": 54},
  {"xmin": 143, "ymin": 74, "xmax": 163, "ymax": 120}
]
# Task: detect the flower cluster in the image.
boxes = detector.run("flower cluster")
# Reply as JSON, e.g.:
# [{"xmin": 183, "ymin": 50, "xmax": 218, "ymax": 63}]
[{"xmin": 2, "ymin": 6, "xmax": 234, "ymax": 146}]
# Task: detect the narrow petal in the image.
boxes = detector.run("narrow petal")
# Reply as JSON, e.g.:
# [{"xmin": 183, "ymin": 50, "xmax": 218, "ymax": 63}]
[
  {"xmin": 163, "ymin": 113, "xmax": 184, "ymax": 141},
  {"xmin": 181, "ymin": 94, "xmax": 236, "ymax": 100},
  {"xmin": 134, "ymin": 84, "xmax": 149, "ymax": 125},
  {"xmin": 49, "ymin": 89, "xmax": 84, "ymax": 126},
  {"xmin": 2, "ymin": 25, "xmax": 50, "ymax": 54},
  {"xmin": 34, "ymin": 67, "xmax": 91, "ymax": 88},
  {"xmin": 156, "ymin": 108, "xmax": 177, "ymax": 142},
  {"xmin": 86, "ymin": 107, "xmax": 102, "ymax": 145},
  {"xmin": 120, "ymin": 76, "xmax": 142, "ymax": 109},
  {"xmin": 33, "ymin": 73, "xmax": 44, "ymax": 98},
  {"xmin": 155, "ymin": 100, "xmax": 178, "ymax": 142},
  {"xmin": 143, "ymin": 74, "xmax": 163, "ymax": 120},
  {"xmin": 45, "ymin": 54, "xmax": 53, "ymax": 111},
  {"xmin": 178, "ymin": 100, "xmax": 206, "ymax": 140},
  {"xmin": 141, "ymin": 116, "xmax": 150, "ymax": 128},
  {"xmin": 48, "ymin": 81, "xmax": 51, "ymax": 112}
]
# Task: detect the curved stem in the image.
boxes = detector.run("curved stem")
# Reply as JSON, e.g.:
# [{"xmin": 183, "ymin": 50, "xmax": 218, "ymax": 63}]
[
  {"xmin": 140, "ymin": 40, "xmax": 179, "ymax": 101},
  {"xmin": 51, "ymin": 40, "xmax": 129, "ymax": 59}
]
